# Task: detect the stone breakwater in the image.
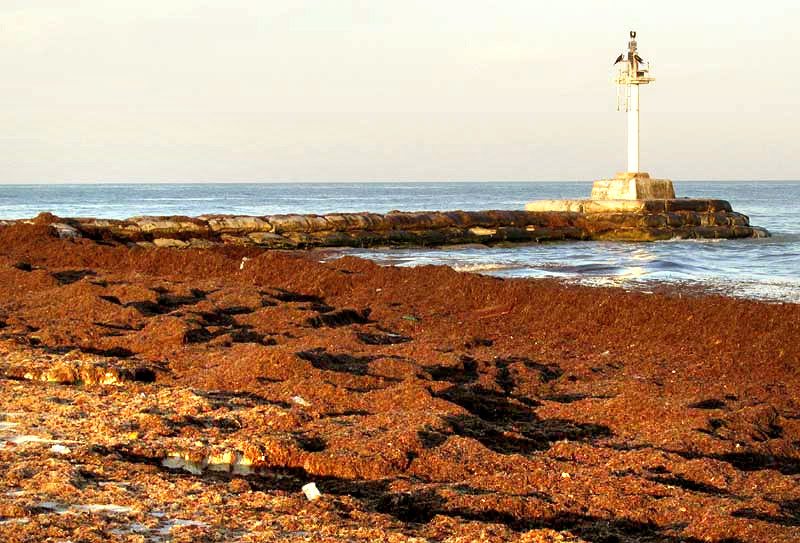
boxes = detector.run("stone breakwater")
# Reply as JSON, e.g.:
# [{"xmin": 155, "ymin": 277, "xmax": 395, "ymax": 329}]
[{"xmin": 25, "ymin": 199, "xmax": 767, "ymax": 250}]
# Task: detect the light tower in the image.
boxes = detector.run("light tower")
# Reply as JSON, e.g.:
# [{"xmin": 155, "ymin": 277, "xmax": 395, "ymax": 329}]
[
  {"xmin": 615, "ymin": 30, "xmax": 653, "ymax": 174},
  {"xmin": 590, "ymin": 30, "xmax": 674, "ymax": 200},
  {"xmin": 523, "ymin": 31, "xmax": 768, "ymax": 240}
]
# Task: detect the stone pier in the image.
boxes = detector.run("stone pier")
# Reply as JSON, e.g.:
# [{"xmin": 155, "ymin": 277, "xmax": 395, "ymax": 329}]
[{"xmin": 21, "ymin": 204, "xmax": 769, "ymax": 251}]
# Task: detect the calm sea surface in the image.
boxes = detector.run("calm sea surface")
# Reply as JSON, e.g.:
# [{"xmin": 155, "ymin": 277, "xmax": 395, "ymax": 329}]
[{"xmin": 0, "ymin": 181, "xmax": 797, "ymax": 303}]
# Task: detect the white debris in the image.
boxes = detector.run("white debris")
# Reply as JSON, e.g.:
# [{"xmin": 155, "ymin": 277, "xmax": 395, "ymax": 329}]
[
  {"xmin": 50, "ymin": 444, "xmax": 71, "ymax": 455},
  {"xmin": 292, "ymin": 395, "xmax": 311, "ymax": 407},
  {"xmin": 302, "ymin": 482, "xmax": 322, "ymax": 501},
  {"xmin": 240, "ymin": 257, "xmax": 250, "ymax": 270}
]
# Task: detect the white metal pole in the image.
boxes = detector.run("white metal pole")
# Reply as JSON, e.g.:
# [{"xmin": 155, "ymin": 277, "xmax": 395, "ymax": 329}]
[{"xmin": 627, "ymin": 83, "xmax": 640, "ymax": 173}]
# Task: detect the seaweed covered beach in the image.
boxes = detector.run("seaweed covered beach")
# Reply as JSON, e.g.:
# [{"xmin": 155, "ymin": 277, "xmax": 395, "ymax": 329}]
[{"xmin": 0, "ymin": 220, "xmax": 799, "ymax": 542}]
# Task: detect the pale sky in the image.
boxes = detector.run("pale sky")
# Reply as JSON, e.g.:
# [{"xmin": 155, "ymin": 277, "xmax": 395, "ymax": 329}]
[{"xmin": 1, "ymin": 1, "xmax": 798, "ymax": 182}]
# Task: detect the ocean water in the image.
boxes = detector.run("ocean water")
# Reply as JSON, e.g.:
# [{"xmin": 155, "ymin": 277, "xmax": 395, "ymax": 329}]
[{"xmin": 0, "ymin": 181, "xmax": 797, "ymax": 303}]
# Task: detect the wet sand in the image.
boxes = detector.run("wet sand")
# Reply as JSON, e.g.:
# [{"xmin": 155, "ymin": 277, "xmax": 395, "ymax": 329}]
[{"xmin": 0, "ymin": 221, "xmax": 798, "ymax": 542}]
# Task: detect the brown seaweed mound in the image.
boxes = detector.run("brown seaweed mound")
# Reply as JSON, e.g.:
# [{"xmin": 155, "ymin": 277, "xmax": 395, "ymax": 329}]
[{"xmin": 0, "ymin": 223, "xmax": 798, "ymax": 542}]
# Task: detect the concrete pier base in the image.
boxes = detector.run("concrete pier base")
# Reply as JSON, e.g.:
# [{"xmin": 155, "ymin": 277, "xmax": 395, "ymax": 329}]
[{"xmin": 591, "ymin": 172, "xmax": 675, "ymax": 200}]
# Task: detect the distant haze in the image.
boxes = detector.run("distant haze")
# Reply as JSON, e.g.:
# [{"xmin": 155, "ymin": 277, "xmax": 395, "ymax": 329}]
[{"xmin": 2, "ymin": 1, "xmax": 798, "ymax": 182}]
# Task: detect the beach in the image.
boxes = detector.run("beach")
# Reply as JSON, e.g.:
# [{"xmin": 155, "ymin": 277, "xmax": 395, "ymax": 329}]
[{"xmin": 0, "ymin": 221, "xmax": 798, "ymax": 542}]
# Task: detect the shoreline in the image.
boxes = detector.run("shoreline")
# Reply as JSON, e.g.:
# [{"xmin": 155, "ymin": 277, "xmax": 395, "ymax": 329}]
[{"xmin": 0, "ymin": 222, "xmax": 798, "ymax": 542}]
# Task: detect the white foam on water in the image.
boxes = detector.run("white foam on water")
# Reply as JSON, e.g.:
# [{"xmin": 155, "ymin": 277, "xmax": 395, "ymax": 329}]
[{"xmin": 451, "ymin": 262, "xmax": 524, "ymax": 273}]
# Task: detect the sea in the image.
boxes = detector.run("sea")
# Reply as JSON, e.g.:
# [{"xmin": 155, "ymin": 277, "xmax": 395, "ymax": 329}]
[{"xmin": 0, "ymin": 181, "xmax": 797, "ymax": 303}]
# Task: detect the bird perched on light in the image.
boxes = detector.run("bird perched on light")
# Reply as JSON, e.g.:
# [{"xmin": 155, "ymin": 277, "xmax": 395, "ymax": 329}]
[
  {"xmin": 613, "ymin": 31, "xmax": 645, "ymax": 66},
  {"xmin": 613, "ymin": 52, "xmax": 645, "ymax": 65}
]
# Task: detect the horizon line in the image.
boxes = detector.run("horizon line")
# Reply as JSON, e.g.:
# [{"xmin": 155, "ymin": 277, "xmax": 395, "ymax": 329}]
[{"xmin": 1, "ymin": 179, "xmax": 799, "ymax": 186}]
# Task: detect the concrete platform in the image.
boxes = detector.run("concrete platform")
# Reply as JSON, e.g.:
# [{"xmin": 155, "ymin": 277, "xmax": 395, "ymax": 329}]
[
  {"xmin": 590, "ymin": 172, "xmax": 675, "ymax": 200},
  {"xmin": 525, "ymin": 198, "xmax": 732, "ymax": 214}
]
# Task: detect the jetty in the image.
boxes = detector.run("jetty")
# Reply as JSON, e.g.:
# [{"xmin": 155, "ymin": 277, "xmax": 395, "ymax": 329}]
[{"xmin": 25, "ymin": 201, "xmax": 765, "ymax": 250}]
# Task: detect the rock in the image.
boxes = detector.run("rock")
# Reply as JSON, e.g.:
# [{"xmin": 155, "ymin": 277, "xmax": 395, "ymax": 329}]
[
  {"xmin": 751, "ymin": 226, "xmax": 771, "ymax": 238},
  {"xmin": 268, "ymin": 214, "xmax": 330, "ymax": 234},
  {"xmin": 246, "ymin": 232, "xmax": 296, "ymax": 247},
  {"xmin": 129, "ymin": 216, "xmax": 209, "ymax": 239},
  {"xmin": 202, "ymin": 215, "xmax": 273, "ymax": 234},
  {"xmin": 468, "ymin": 227, "xmax": 497, "ymax": 237},
  {"xmin": 220, "ymin": 234, "xmax": 256, "ymax": 245},
  {"xmin": 49, "ymin": 223, "xmax": 81, "ymax": 239},
  {"xmin": 187, "ymin": 238, "xmax": 218, "ymax": 249},
  {"xmin": 323, "ymin": 213, "xmax": 387, "ymax": 231},
  {"xmin": 153, "ymin": 238, "xmax": 189, "ymax": 249}
]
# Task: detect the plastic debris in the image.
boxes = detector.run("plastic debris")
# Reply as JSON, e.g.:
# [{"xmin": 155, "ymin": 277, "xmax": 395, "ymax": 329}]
[
  {"xmin": 50, "ymin": 444, "xmax": 71, "ymax": 455},
  {"xmin": 302, "ymin": 482, "xmax": 321, "ymax": 501}
]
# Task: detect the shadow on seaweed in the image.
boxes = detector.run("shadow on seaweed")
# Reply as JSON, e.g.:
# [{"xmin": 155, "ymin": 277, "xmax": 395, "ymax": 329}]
[
  {"xmin": 608, "ymin": 440, "xmax": 800, "ymax": 477},
  {"xmin": 732, "ymin": 503, "xmax": 800, "ymax": 527},
  {"xmin": 193, "ymin": 389, "xmax": 292, "ymax": 409},
  {"xmin": 369, "ymin": 488, "xmax": 735, "ymax": 543},
  {"xmin": 297, "ymin": 348, "xmax": 378, "ymax": 377},
  {"xmin": 356, "ymin": 331, "xmax": 412, "ymax": 345},
  {"xmin": 647, "ymin": 474, "xmax": 731, "ymax": 497},
  {"xmin": 124, "ymin": 289, "xmax": 209, "ymax": 316},
  {"xmin": 425, "ymin": 356, "xmax": 479, "ymax": 384},
  {"xmin": 306, "ymin": 308, "xmax": 372, "ymax": 328},
  {"xmin": 52, "ymin": 269, "xmax": 97, "ymax": 285},
  {"xmin": 431, "ymin": 384, "xmax": 612, "ymax": 455},
  {"xmin": 668, "ymin": 447, "xmax": 800, "ymax": 476}
]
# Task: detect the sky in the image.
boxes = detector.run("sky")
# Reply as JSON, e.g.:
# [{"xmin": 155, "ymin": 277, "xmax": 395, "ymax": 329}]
[{"xmin": 1, "ymin": 1, "xmax": 799, "ymax": 183}]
